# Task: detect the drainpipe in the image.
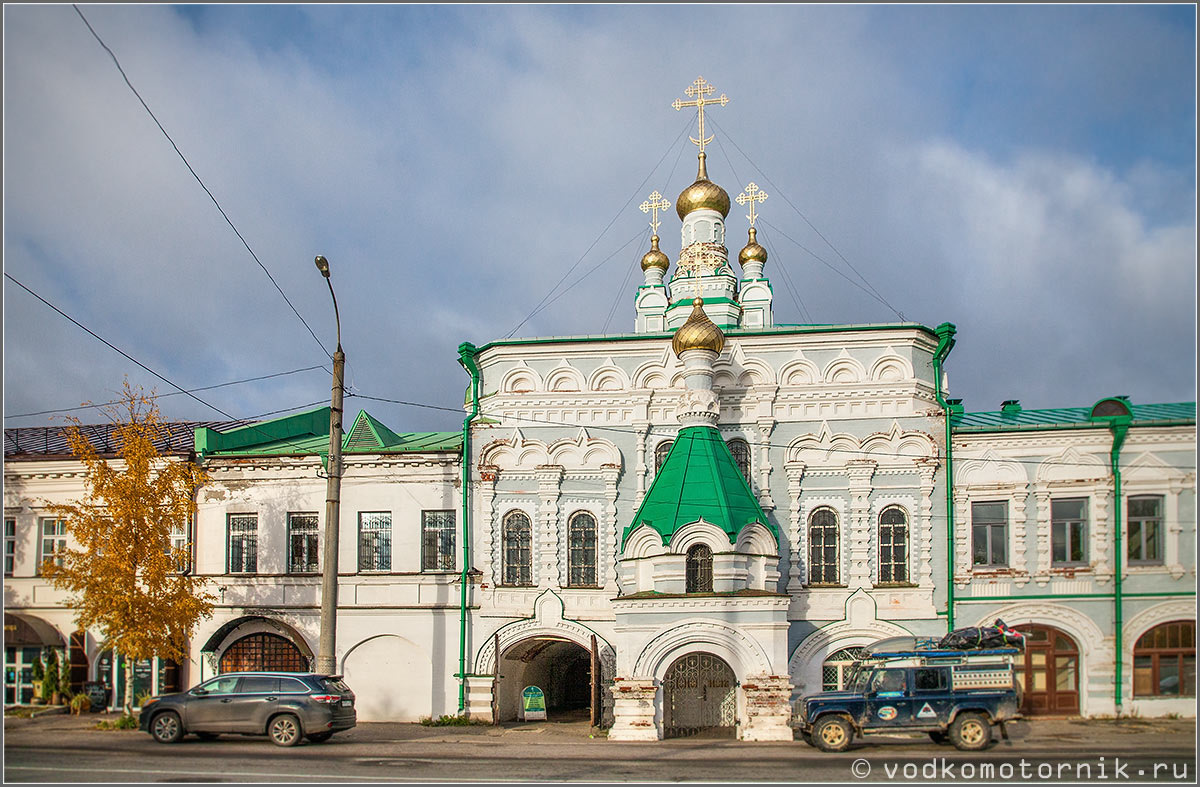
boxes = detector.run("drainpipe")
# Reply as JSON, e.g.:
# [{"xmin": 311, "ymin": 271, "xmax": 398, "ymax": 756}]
[
  {"xmin": 456, "ymin": 342, "xmax": 481, "ymax": 715},
  {"xmin": 1108, "ymin": 418, "xmax": 1130, "ymax": 713},
  {"xmin": 931, "ymin": 322, "xmax": 957, "ymax": 631}
]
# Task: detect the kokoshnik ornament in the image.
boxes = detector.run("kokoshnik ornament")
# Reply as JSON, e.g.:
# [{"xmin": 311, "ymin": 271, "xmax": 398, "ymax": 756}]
[{"xmin": 676, "ymin": 242, "xmax": 726, "ymax": 276}]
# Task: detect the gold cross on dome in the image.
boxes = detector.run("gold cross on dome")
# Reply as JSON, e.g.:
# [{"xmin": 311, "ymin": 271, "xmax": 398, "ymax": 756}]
[
  {"xmin": 736, "ymin": 182, "xmax": 768, "ymax": 227},
  {"xmin": 639, "ymin": 191, "xmax": 671, "ymax": 235},
  {"xmin": 672, "ymin": 76, "xmax": 729, "ymax": 154}
]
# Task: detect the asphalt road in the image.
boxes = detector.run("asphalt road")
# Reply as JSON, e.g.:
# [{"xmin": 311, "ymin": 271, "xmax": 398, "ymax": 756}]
[{"xmin": 3, "ymin": 712, "xmax": 1195, "ymax": 783}]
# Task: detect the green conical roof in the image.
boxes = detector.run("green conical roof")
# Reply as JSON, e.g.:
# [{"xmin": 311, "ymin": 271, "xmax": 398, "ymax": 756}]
[{"xmin": 623, "ymin": 425, "xmax": 776, "ymax": 547}]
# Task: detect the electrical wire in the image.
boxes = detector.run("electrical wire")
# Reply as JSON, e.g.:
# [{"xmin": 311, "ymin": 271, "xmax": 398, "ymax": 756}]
[
  {"xmin": 505, "ymin": 115, "xmax": 696, "ymax": 339},
  {"xmin": 4, "ymin": 272, "xmax": 331, "ymax": 457},
  {"xmin": 71, "ymin": 4, "xmax": 331, "ymax": 360},
  {"xmin": 5, "ymin": 365, "xmax": 326, "ymax": 420}
]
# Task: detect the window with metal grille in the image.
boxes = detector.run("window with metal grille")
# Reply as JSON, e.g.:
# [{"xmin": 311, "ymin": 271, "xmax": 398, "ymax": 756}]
[
  {"xmin": 38, "ymin": 518, "xmax": 67, "ymax": 574},
  {"xmin": 971, "ymin": 501, "xmax": 1008, "ymax": 567},
  {"xmin": 726, "ymin": 438, "xmax": 751, "ymax": 486},
  {"xmin": 878, "ymin": 506, "xmax": 909, "ymax": 584},
  {"xmin": 1128, "ymin": 495, "xmax": 1164, "ymax": 565},
  {"xmin": 567, "ymin": 511, "xmax": 597, "ymax": 587},
  {"xmin": 288, "ymin": 513, "xmax": 320, "ymax": 573},
  {"xmin": 685, "ymin": 543, "xmax": 713, "ymax": 593},
  {"xmin": 1051, "ymin": 498, "xmax": 1088, "ymax": 565},
  {"xmin": 422, "ymin": 510, "xmax": 456, "ymax": 571},
  {"xmin": 1133, "ymin": 621, "xmax": 1195, "ymax": 697},
  {"xmin": 357, "ymin": 512, "xmax": 391, "ymax": 572},
  {"xmin": 502, "ymin": 511, "xmax": 532, "ymax": 586},
  {"xmin": 218, "ymin": 633, "xmax": 307, "ymax": 674},
  {"xmin": 5, "ymin": 519, "xmax": 15, "ymax": 577},
  {"xmin": 227, "ymin": 514, "xmax": 257, "ymax": 574},
  {"xmin": 808, "ymin": 508, "xmax": 839, "ymax": 585},
  {"xmin": 655, "ymin": 440, "xmax": 674, "ymax": 472},
  {"xmin": 822, "ymin": 647, "xmax": 866, "ymax": 691}
]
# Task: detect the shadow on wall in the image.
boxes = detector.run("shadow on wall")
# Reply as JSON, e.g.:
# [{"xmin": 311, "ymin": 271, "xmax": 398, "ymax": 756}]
[{"xmin": 342, "ymin": 633, "xmax": 432, "ymax": 722}]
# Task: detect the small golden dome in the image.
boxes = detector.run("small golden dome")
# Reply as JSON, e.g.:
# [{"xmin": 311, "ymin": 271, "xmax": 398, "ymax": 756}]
[
  {"xmin": 641, "ymin": 235, "xmax": 669, "ymax": 271},
  {"xmin": 672, "ymin": 297, "xmax": 725, "ymax": 356},
  {"xmin": 676, "ymin": 153, "xmax": 730, "ymax": 219},
  {"xmin": 738, "ymin": 226, "xmax": 767, "ymax": 267}
]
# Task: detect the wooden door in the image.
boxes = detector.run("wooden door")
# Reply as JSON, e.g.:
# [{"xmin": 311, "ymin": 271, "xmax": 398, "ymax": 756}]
[{"xmin": 1016, "ymin": 625, "xmax": 1079, "ymax": 715}]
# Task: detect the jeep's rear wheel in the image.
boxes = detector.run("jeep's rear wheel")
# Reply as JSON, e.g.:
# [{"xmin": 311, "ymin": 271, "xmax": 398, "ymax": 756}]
[
  {"xmin": 812, "ymin": 715, "xmax": 853, "ymax": 752},
  {"xmin": 949, "ymin": 712, "xmax": 991, "ymax": 751}
]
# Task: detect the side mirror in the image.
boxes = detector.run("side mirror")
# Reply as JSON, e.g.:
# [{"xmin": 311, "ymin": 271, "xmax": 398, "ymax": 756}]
[{"xmin": 191, "ymin": 688, "xmax": 208, "ymax": 696}]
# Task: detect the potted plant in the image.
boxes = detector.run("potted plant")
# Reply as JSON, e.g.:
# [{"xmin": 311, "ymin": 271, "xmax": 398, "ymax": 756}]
[
  {"xmin": 58, "ymin": 657, "xmax": 73, "ymax": 705},
  {"xmin": 69, "ymin": 693, "xmax": 91, "ymax": 715},
  {"xmin": 30, "ymin": 654, "xmax": 45, "ymax": 704},
  {"xmin": 42, "ymin": 648, "xmax": 60, "ymax": 705}
]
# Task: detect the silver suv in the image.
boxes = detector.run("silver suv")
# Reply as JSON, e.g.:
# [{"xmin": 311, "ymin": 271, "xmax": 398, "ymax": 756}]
[{"xmin": 138, "ymin": 672, "xmax": 356, "ymax": 746}]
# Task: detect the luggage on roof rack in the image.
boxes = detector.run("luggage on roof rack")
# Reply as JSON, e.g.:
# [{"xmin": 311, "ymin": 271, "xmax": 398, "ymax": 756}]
[{"xmin": 937, "ymin": 618, "xmax": 1026, "ymax": 652}]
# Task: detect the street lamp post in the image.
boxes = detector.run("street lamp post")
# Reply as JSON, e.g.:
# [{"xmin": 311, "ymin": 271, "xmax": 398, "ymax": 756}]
[{"xmin": 315, "ymin": 255, "xmax": 345, "ymax": 675}]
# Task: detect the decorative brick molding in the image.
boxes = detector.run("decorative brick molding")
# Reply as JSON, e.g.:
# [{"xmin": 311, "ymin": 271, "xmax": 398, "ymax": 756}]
[
  {"xmin": 608, "ymin": 677, "xmax": 659, "ymax": 741},
  {"xmin": 739, "ymin": 674, "xmax": 794, "ymax": 741}
]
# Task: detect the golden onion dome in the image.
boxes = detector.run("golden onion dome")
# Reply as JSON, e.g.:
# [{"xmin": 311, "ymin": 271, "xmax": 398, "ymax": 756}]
[
  {"xmin": 676, "ymin": 153, "xmax": 730, "ymax": 219},
  {"xmin": 672, "ymin": 298, "xmax": 725, "ymax": 356},
  {"xmin": 641, "ymin": 235, "xmax": 670, "ymax": 271},
  {"xmin": 738, "ymin": 226, "xmax": 768, "ymax": 267}
]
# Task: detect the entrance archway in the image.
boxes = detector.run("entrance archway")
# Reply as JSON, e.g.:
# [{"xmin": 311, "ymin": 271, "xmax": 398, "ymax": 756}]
[
  {"xmin": 494, "ymin": 637, "xmax": 592, "ymax": 723},
  {"xmin": 1015, "ymin": 624, "xmax": 1080, "ymax": 715},
  {"xmin": 662, "ymin": 651, "xmax": 737, "ymax": 738},
  {"xmin": 219, "ymin": 633, "xmax": 306, "ymax": 673}
]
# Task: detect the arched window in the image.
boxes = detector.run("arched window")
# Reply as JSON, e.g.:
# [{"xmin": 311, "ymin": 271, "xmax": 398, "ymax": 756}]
[
  {"xmin": 502, "ymin": 511, "xmax": 532, "ymax": 587},
  {"xmin": 727, "ymin": 439, "xmax": 751, "ymax": 486},
  {"xmin": 808, "ymin": 508, "xmax": 839, "ymax": 585},
  {"xmin": 878, "ymin": 506, "xmax": 909, "ymax": 584},
  {"xmin": 1133, "ymin": 621, "xmax": 1196, "ymax": 697},
  {"xmin": 685, "ymin": 544, "xmax": 713, "ymax": 593},
  {"xmin": 567, "ymin": 512, "xmax": 597, "ymax": 588},
  {"xmin": 219, "ymin": 633, "xmax": 306, "ymax": 674},
  {"xmin": 655, "ymin": 440, "xmax": 674, "ymax": 472},
  {"xmin": 822, "ymin": 647, "xmax": 867, "ymax": 691}
]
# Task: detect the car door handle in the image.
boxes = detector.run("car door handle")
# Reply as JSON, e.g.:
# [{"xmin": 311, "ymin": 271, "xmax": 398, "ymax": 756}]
[
  {"xmin": 265, "ymin": 696, "xmax": 278, "ymax": 701},
  {"xmin": 220, "ymin": 698, "xmax": 233, "ymax": 703}
]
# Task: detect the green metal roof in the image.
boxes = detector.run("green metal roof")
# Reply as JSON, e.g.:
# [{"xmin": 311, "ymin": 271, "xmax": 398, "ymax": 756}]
[
  {"xmin": 952, "ymin": 401, "xmax": 1196, "ymax": 433},
  {"xmin": 195, "ymin": 407, "xmax": 461, "ymax": 458},
  {"xmin": 623, "ymin": 425, "xmax": 777, "ymax": 547}
]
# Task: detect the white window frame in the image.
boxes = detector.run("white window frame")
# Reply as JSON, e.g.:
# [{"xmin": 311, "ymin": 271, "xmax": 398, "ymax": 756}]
[
  {"xmin": 38, "ymin": 517, "xmax": 67, "ymax": 574},
  {"xmin": 227, "ymin": 513, "xmax": 258, "ymax": 574}
]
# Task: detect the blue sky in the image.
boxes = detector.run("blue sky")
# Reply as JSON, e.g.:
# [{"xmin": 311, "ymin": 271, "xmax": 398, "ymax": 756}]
[{"xmin": 3, "ymin": 3, "xmax": 1196, "ymax": 433}]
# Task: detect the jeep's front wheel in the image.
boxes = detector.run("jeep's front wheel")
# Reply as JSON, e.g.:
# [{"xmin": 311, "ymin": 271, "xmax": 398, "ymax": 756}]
[
  {"xmin": 949, "ymin": 712, "xmax": 991, "ymax": 751},
  {"xmin": 812, "ymin": 715, "xmax": 853, "ymax": 752}
]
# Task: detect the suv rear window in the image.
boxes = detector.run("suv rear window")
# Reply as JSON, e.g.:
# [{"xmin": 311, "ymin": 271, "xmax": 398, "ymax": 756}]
[
  {"xmin": 321, "ymin": 678, "xmax": 351, "ymax": 693},
  {"xmin": 279, "ymin": 677, "xmax": 309, "ymax": 693}
]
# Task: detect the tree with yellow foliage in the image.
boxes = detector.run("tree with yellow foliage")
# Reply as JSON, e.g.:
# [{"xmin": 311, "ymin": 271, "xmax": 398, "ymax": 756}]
[{"xmin": 42, "ymin": 382, "xmax": 214, "ymax": 714}]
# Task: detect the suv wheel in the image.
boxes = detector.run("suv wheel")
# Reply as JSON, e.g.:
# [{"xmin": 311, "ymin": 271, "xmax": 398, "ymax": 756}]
[
  {"xmin": 812, "ymin": 715, "xmax": 853, "ymax": 752},
  {"xmin": 949, "ymin": 712, "xmax": 991, "ymax": 751},
  {"xmin": 268, "ymin": 713, "xmax": 303, "ymax": 747},
  {"xmin": 150, "ymin": 711, "xmax": 183, "ymax": 744}
]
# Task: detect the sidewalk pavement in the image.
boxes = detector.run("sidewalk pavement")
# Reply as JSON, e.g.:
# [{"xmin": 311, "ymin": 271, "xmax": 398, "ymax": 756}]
[{"xmin": 5, "ymin": 708, "xmax": 1195, "ymax": 746}]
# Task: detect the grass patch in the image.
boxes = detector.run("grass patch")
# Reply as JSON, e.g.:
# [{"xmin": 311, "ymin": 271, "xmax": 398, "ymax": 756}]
[
  {"xmin": 4, "ymin": 706, "xmax": 36, "ymax": 718},
  {"xmin": 420, "ymin": 714, "xmax": 488, "ymax": 727},
  {"xmin": 94, "ymin": 713, "xmax": 139, "ymax": 730}
]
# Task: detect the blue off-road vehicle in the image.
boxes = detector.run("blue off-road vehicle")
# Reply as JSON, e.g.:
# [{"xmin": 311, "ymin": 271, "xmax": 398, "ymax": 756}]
[{"xmin": 796, "ymin": 642, "xmax": 1022, "ymax": 752}]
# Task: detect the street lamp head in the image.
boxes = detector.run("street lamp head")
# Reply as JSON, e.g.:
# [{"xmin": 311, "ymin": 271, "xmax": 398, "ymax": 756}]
[{"xmin": 315, "ymin": 255, "xmax": 330, "ymax": 278}]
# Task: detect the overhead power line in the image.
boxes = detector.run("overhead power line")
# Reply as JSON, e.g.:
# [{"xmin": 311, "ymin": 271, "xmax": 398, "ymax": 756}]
[
  {"xmin": 70, "ymin": 4, "xmax": 331, "ymax": 359},
  {"xmin": 5, "ymin": 365, "xmax": 326, "ymax": 420},
  {"xmin": 5, "ymin": 272, "xmax": 327, "ymax": 457}
]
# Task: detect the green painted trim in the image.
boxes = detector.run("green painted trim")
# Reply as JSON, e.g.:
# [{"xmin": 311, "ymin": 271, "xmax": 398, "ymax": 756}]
[
  {"xmin": 668, "ymin": 297, "xmax": 741, "ymax": 310},
  {"xmin": 952, "ymin": 417, "xmax": 1195, "ymax": 434},
  {"xmin": 474, "ymin": 322, "xmax": 939, "ymax": 353},
  {"xmin": 1108, "ymin": 418, "xmax": 1131, "ymax": 711},
  {"xmin": 456, "ymin": 342, "xmax": 481, "ymax": 715},
  {"xmin": 931, "ymin": 322, "xmax": 957, "ymax": 632}
]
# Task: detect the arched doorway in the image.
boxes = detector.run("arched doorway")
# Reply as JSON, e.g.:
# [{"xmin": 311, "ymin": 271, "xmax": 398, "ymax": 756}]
[
  {"xmin": 219, "ymin": 633, "xmax": 306, "ymax": 673},
  {"xmin": 662, "ymin": 652, "xmax": 737, "ymax": 738},
  {"xmin": 494, "ymin": 637, "xmax": 593, "ymax": 723},
  {"xmin": 1015, "ymin": 624, "xmax": 1079, "ymax": 715}
]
